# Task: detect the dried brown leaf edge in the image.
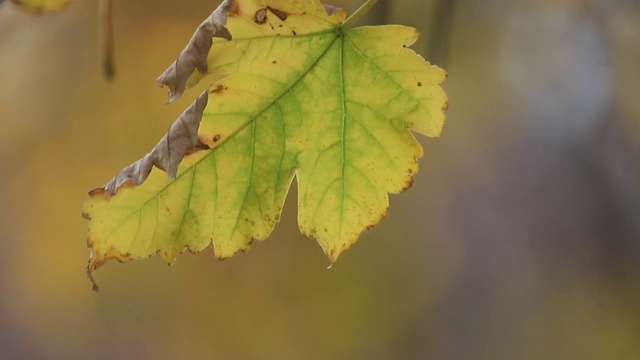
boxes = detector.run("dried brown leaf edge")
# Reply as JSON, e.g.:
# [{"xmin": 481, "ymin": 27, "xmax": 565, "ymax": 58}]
[
  {"xmin": 92, "ymin": 0, "xmax": 345, "ymax": 196},
  {"xmin": 90, "ymin": 89, "xmax": 209, "ymax": 196},
  {"xmin": 90, "ymin": 0, "xmax": 237, "ymax": 195},
  {"xmin": 156, "ymin": 0, "xmax": 234, "ymax": 102}
]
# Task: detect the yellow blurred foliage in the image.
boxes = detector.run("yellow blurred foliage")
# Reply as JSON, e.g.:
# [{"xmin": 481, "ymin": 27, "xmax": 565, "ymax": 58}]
[
  {"xmin": 10, "ymin": 0, "xmax": 68, "ymax": 12},
  {"xmin": 0, "ymin": 0, "xmax": 639, "ymax": 359}
]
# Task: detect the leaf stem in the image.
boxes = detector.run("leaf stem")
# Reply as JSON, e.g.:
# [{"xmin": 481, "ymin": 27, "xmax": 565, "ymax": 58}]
[
  {"xmin": 341, "ymin": 0, "xmax": 378, "ymax": 29},
  {"xmin": 99, "ymin": 0, "xmax": 115, "ymax": 80}
]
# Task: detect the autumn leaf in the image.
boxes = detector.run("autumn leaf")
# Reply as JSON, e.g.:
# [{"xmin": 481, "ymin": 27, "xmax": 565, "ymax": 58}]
[
  {"xmin": 83, "ymin": 0, "xmax": 447, "ymax": 290},
  {"xmin": 9, "ymin": 0, "xmax": 68, "ymax": 12}
]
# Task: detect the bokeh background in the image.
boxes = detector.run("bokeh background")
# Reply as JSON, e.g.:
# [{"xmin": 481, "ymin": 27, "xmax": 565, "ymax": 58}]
[{"xmin": 1, "ymin": 0, "xmax": 639, "ymax": 358}]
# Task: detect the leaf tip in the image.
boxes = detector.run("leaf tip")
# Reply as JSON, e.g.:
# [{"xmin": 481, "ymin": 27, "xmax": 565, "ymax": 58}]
[
  {"xmin": 400, "ymin": 172, "xmax": 415, "ymax": 193},
  {"xmin": 88, "ymin": 187, "xmax": 107, "ymax": 197},
  {"xmin": 326, "ymin": 248, "xmax": 342, "ymax": 264},
  {"xmin": 156, "ymin": 71, "xmax": 185, "ymax": 103}
]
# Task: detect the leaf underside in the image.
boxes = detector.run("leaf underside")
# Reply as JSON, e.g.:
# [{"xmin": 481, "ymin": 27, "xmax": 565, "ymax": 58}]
[{"xmin": 83, "ymin": 0, "xmax": 447, "ymax": 289}]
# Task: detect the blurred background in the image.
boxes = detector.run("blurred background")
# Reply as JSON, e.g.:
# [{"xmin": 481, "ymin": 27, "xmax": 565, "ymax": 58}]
[{"xmin": 1, "ymin": 0, "xmax": 639, "ymax": 358}]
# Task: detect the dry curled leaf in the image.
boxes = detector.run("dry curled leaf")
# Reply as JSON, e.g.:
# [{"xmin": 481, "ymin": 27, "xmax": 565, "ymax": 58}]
[
  {"xmin": 92, "ymin": 89, "xmax": 209, "ymax": 196},
  {"xmin": 156, "ymin": 0, "xmax": 234, "ymax": 102},
  {"xmin": 322, "ymin": 3, "xmax": 342, "ymax": 15}
]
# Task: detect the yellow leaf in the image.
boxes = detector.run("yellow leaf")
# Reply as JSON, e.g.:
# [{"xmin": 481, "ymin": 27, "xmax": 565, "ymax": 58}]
[
  {"xmin": 83, "ymin": 0, "xmax": 447, "ymax": 290},
  {"xmin": 10, "ymin": 0, "xmax": 68, "ymax": 12}
]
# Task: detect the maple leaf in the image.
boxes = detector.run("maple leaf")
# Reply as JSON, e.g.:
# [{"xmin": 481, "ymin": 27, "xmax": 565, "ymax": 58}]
[{"xmin": 83, "ymin": 0, "xmax": 447, "ymax": 290}]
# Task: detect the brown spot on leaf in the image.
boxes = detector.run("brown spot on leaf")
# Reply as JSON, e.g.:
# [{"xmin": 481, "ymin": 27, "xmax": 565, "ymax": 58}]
[
  {"xmin": 227, "ymin": 0, "xmax": 239, "ymax": 16},
  {"xmin": 267, "ymin": 6, "xmax": 288, "ymax": 21},
  {"xmin": 213, "ymin": 134, "xmax": 221, "ymax": 142},
  {"xmin": 210, "ymin": 84, "xmax": 224, "ymax": 94},
  {"xmin": 417, "ymin": 81, "xmax": 422, "ymax": 86},
  {"xmin": 186, "ymin": 139, "xmax": 210, "ymax": 155},
  {"xmin": 291, "ymin": 29, "xmax": 297, "ymax": 35},
  {"xmin": 272, "ymin": 60, "xmax": 277, "ymax": 64},
  {"xmin": 255, "ymin": 8, "xmax": 267, "ymax": 24}
]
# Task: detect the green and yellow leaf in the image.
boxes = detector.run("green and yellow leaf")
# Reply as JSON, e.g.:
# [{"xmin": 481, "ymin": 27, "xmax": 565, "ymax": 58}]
[{"xmin": 83, "ymin": 0, "xmax": 447, "ymax": 289}]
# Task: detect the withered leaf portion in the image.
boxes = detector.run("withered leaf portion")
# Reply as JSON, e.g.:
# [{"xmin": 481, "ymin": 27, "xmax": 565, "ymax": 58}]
[
  {"xmin": 322, "ymin": 3, "xmax": 342, "ymax": 15},
  {"xmin": 93, "ymin": 89, "xmax": 209, "ymax": 196},
  {"xmin": 156, "ymin": 0, "xmax": 234, "ymax": 102}
]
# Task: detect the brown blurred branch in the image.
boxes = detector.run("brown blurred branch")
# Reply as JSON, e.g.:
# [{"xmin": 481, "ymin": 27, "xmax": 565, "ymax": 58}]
[
  {"xmin": 368, "ymin": 0, "xmax": 456, "ymax": 66},
  {"xmin": 100, "ymin": 0, "xmax": 115, "ymax": 80},
  {"xmin": 365, "ymin": 0, "xmax": 389, "ymax": 24},
  {"xmin": 427, "ymin": 0, "xmax": 456, "ymax": 67}
]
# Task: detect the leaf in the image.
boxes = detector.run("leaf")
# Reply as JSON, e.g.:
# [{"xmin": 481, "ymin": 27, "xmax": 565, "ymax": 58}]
[
  {"xmin": 9, "ymin": 0, "xmax": 68, "ymax": 12},
  {"xmin": 156, "ymin": 0, "xmax": 234, "ymax": 102},
  {"xmin": 83, "ymin": 0, "xmax": 447, "ymax": 289}
]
